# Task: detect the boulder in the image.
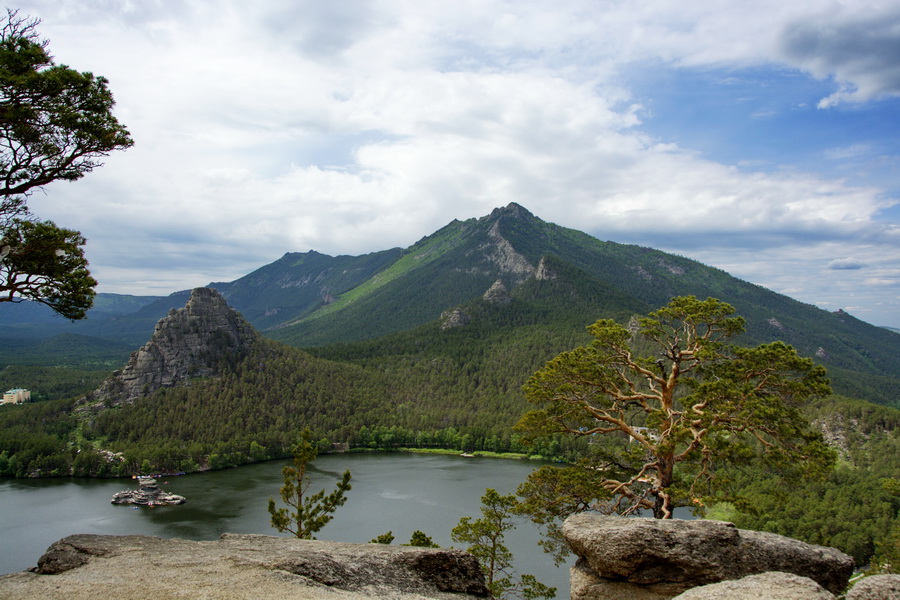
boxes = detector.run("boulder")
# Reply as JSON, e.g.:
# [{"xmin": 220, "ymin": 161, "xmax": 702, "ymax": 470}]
[
  {"xmin": 845, "ymin": 574, "xmax": 900, "ymax": 600},
  {"xmin": 562, "ymin": 514, "xmax": 853, "ymax": 598},
  {"xmin": 671, "ymin": 572, "xmax": 834, "ymax": 600},
  {"xmin": 0, "ymin": 533, "xmax": 489, "ymax": 600}
]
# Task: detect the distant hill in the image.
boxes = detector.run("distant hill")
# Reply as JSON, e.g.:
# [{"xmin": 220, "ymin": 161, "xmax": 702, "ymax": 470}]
[
  {"xmin": 0, "ymin": 333, "xmax": 133, "ymax": 368},
  {"xmin": 3, "ymin": 203, "xmax": 898, "ymax": 406}
]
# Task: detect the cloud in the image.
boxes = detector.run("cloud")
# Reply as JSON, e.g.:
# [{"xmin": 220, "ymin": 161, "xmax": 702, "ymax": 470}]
[
  {"xmin": 10, "ymin": 0, "xmax": 900, "ymax": 328},
  {"xmin": 828, "ymin": 258, "xmax": 867, "ymax": 270},
  {"xmin": 778, "ymin": 6, "xmax": 900, "ymax": 107},
  {"xmin": 825, "ymin": 144, "xmax": 872, "ymax": 160}
]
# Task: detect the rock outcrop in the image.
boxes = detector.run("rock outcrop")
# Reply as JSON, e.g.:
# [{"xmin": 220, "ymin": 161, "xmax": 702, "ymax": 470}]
[
  {"xmin": 481, "ymin": 215, "xmax": 536, "ymax": 283},
  {"xmin": 482, "ymin": 280, "xmax": 511, "ymax": 304},
  {"xmin": 845, "ymin": 574, "xmax": 900, "ymax": 600},
  {"xmin": 110, "ymin": 477, "xmax": 185, "ymax": 506},
  {"xmin": 82, "ymin": 287, "xmax": 259, "ymax": 407},
  {"xmin": 534, "ymin": 257, "xmax": 557, "ymax": 281},
  {"xmin": 0, "ymin": 533, "xmax": 489, "ymax": 600},
  {"xmin": 440, "ymin": 307, "xmax": 471, "ymax": 329},
  {"xmin": 563, "ymin": 514, "xmax": 854, "ymax": 599},
  {"xmin": 671, "ymin": 572, "xmax": 835, "ymax": 600}
]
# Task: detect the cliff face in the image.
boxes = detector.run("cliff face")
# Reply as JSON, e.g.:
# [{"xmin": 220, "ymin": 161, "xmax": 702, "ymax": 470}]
[{"xmin": 84, "ymin": 287, "xmax": 259, "ymax": 407}]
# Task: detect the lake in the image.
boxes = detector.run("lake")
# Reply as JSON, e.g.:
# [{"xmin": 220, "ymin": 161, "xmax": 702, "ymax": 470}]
[{"xmin": 0, "ymin": 452, "xmax": 573, "ymax": 596}]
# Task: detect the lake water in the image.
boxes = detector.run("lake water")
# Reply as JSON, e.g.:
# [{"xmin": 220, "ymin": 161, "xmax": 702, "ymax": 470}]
[{"xmin": 0, "ymin": 452, "xmax": 573, "ymax": 596}]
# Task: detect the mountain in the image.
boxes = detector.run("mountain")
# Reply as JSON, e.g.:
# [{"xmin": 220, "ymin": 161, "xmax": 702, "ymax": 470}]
[
  {"xmin": 3, "ymin": 218, "xmax": 898, "ymax": 569},
  {"xmin": 3, "ymin": 203, "xmax": 899, "ymax": 406},
  {"xmin": 81, "ymin": 288, "xmax": 260, "ymax": 408},
  {"xmin": 257, "ymin": 203, "xmax": 900, "ymax": 405},
  {"xmin": 209, "ymin": 248, "xmax": 404, "ymax": 330},
  {"xmin": 0, "ymin": 293, "xmax": 165, "ymax": 344}
]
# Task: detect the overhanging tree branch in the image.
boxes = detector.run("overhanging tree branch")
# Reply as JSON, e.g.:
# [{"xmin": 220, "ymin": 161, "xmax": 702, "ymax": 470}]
[{"xmin": 0, "ymin": 9, "xmax": 132, "ymax": 318}]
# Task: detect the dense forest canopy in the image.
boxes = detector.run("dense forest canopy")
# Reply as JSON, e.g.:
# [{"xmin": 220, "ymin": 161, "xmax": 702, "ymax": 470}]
[
  {"xmin": 1, "ymin": 296, "xmax": 898, "ymax": 568},
  {"xmin": 0, "ymin": 205, "xmax": 898, "ymax": 569}
]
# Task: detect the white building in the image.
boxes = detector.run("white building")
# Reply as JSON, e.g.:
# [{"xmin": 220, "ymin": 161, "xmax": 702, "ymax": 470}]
[{"xmin": 2, "ymin": 388, "xmax": 30, "ymax": 404}]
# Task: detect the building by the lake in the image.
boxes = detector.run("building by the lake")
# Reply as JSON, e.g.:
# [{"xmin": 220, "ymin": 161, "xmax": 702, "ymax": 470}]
[{"xmin": 1, "ymin": 388, "xmax": 30, "ymax": 404}]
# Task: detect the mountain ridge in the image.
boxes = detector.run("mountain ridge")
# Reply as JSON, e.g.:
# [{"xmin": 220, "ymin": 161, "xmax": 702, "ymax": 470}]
[{"xmin": 3, "ymin": 203, "xmax": 898, "ymax": 406}]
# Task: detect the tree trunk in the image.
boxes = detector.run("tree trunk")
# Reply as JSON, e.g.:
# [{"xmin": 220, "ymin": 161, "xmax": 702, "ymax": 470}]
[{"xmin": 653, "ymin": 455, "xmax": 675, "ymax": 519}]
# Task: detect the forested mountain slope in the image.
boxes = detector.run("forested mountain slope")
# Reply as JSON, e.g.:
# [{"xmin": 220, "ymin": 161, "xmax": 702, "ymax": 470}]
[
  {"xmin": 2, "ymin": 203, "xmax": 898, "ymax": 405},
  {"xmin": 2, "ymin": 265, "xmax": 898, "ymax": 568},
  {"xmin": 208, "ymin": 248, "xmax": 404, "ymax": 330},
  {"xmin": 268, "ymin": 204, "xmax": 900, "ymax": 405}
]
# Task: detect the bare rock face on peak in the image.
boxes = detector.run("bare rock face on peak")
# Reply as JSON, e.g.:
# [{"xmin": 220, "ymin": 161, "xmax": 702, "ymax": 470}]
[
  {"xmin": 83, "ymin": 287, "xmax": 259, "ymax": 407},
  {"xmin": 482, "ymin": 280, "xmax": 511, "ymax": 304}
]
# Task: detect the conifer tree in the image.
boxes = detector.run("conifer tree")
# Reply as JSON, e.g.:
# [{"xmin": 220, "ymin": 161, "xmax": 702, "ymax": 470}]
[
  {"xmin": 452, "ymin": 488, "xmax": 555, "ymax": 600},
  {"xmin": 516, "ymin": 296, "xmax": 835, "ymax": 528},
  {"xmin": 0, "ymin": 10, "xmax": 132, "ymax": 318},
  {"xmin": 267, "ymin": 429, "xmax": 351, "ymax": 539}
]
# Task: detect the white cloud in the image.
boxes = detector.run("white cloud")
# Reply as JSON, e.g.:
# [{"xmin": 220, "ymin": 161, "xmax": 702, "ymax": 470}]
[
  {"xmin": 825, "ymin": 144, "xmax": 872, "ymax": 160},
  {"xmin": 9, "ymin": 0, "xmax": 900, "ymax": 328}
]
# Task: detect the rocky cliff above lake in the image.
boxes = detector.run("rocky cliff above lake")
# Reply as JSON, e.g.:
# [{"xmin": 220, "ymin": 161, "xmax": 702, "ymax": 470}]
[
  {"xmin": 1, "ymin": 518, "xmax": 883, "ymax": 600},
  {"xmin": 0, "ymin": 533, "xmax": 488, "ymax": 600},
  {"xmin": 81, "ymin": 287, "xmax": 259, "ymax": 407}
]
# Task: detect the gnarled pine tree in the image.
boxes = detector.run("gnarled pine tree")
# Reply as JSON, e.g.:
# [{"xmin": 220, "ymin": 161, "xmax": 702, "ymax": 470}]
[
  {"xmin": 517, "ymin": 296, "xmax": 835, "ymax": 524},
  {"xmin": 0, "ymin": 9, "xmax": 132, "ymax": 318}
]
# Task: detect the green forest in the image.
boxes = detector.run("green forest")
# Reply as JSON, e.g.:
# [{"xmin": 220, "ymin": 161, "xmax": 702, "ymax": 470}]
[
  {"xmin": 1, "ymin": 8, "xmax": 898, "ymax": 585},
  {"xmin": 1, "ymin": 298, "xmax": 898, "ymax": 568}
]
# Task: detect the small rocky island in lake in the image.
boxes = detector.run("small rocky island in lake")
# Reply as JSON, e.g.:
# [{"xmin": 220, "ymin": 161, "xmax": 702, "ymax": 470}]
[{"xmin": 111, "ymin": 477, "xmax": 185, "ymax": 506}]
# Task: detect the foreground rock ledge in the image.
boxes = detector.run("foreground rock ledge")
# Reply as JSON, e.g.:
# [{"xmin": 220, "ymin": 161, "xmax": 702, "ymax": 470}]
[
  {"xmin": 563, "ymin": 514, "xmax": 854, "ymax": 599},
  {"xmin": 0, "ymin": 533, "xmax": 489, "ymax": 600}
]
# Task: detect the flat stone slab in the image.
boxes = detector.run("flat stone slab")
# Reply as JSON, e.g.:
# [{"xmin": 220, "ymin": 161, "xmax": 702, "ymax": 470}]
[
  {"xmin": 0, "ymin": 533, "xmax": 489, "ymax": 600},
  {"xmin": 672, "ymin": 571, "xmax": 835, "ymax": 600}
]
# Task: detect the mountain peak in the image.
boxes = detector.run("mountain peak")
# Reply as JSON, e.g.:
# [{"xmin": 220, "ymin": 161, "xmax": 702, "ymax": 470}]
[
  {"xmin": 82, "ymin": 288, "xmax": 259, "ymax": 407},
  {"xmin": 487, "ymin": 202, "xmax": 536, "ymax": 221}
]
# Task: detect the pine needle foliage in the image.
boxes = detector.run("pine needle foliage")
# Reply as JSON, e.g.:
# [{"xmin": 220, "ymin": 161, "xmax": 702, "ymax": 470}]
[{"xmin": 267, "ymin": 429, "xmax": 351, "ymax": 539}]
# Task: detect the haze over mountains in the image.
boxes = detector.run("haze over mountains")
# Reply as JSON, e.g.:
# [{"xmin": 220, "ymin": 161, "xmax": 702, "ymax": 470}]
[{"xmin": 2, "ymin": 203, "xmax": 898, "ymax": 406}]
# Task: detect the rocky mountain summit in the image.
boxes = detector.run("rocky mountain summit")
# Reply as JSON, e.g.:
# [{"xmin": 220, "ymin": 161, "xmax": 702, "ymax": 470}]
[{"xmin": 82, "ymin": 287, "xmax": 259, "ymax": 407}]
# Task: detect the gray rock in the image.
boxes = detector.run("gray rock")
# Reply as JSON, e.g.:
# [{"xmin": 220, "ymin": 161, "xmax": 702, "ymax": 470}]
[
  {"xmin": 671, "ymin": 572, "xmax": 835, "ymax": 600},
  {"xmin": 110, "ymin": 477, "xmax": 186, "ymax": 506},
  {"xmin": 482, "ymin": 280, "xmax": 511, "ymax": 304},
  {"xmin": 1, "ymin": 533, "xmax": 489, "ymax": 600},
  {"xmin": 483, "ymin": 220, "xmax": 535, "ymax": 282},
  {"xmin": 81, "ymin": 287, "xmax": 259, "ymax": 408},
  {"xmin": 440, "ymin": 307, "xmax": 471, "ymax": 329},
  {"xmin": 562, "ymin": 514, "xmax": 853, "ymax": 597},
  {"xmin": 534, "ymin": 258, "xmax": 557, "ymax": 281},
  {"xmin": 846, "ymin": 574, "xmax": 900, "ymax": 600},
  {"xmin": 570, "ymin": 559, "xmax": 675, "ymax": 600}
]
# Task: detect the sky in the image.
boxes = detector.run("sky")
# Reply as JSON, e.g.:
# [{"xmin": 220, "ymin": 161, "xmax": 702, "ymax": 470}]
[{"xmin": 12, "ymin": 0, "xmax": 900, "ymax": 328}]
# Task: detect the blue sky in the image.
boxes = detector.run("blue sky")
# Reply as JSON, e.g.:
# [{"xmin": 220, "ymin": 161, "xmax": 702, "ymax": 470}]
[{"xmin": 12, "ymin": 0, "xmax": 900, "ymax": 328}]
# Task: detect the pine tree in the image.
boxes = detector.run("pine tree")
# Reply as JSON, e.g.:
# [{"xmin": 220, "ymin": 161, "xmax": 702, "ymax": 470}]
[
  {"xmin": 452, "ymin": 488, "xmax": 555, "ymax": 599},
  {"xmin": 267, "ymin": 429, "xmax": 351, "ymax": 539}
]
